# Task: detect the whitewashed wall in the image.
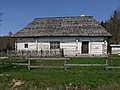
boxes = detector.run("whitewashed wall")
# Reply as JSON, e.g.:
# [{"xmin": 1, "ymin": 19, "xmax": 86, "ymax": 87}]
[
  {"xmin": 17, "ymin": 43, "xmax": 37, "ymax": 51},
  {"xmin": 16, "ymin": 36, "xmax": 107, "ymax": 56},
  {"xmin": 90, "ymin": 42, "xmax": 104, "ymax": 54},
  {"xmin": 111, "ymin": 44, "xmax": 120, "ymax": 54}
]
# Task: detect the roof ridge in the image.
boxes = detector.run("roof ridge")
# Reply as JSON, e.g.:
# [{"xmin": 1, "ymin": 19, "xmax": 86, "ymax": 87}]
[{"xmin": 34, "ymin": 16, "xmax": 93, "ymax": 19}]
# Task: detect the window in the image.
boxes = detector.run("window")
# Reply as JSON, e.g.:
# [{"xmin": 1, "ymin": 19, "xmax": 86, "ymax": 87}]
[
  {"xmin": 24, "ymin": 44, "xmax": 28, "ymax": 48},
  {"xmin": 50, "ymin": 41, "xmax": 60, "ymax": 49}
]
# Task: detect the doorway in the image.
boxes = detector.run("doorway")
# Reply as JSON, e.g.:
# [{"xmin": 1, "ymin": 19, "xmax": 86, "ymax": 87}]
[{"xmin": 82, "ymin": 41, "xmax": 89, "ymax": 54}]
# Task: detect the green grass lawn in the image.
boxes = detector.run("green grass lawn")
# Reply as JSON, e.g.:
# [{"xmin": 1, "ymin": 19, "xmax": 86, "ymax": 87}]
[{"xmin": 0, "ymin": 57, "xmax": 120, "ymax": 90}]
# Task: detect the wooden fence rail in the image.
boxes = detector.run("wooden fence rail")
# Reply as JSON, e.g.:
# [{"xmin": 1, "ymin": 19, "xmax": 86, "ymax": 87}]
[
  {"xmin": 7, "ymin": 49, "xmax": 64, "ymax": 58},
  {"xmin": 28, "ymin": 58, "xmax": 69, "ymax": 70},
  {"xmin": 0, "ymin": 62, "xmax": 28, "ymax": 66},
  {"xmin": 104, "ymin": 56, "xmax": 120, "ymax": 69},
  {"xmin": 1, "ymin": 56, "xmax": 120, "ymax": 70},
  {"xmin": 65, "ymin": 64, "xmax": 108, "ymax": 67},
  {"xmin": 27, "ymin": 57, "xmax": 109, "ymax": 70},
  {"xmin": 104, "ymin": 66, "xmax": 120, "ymax": 69}
]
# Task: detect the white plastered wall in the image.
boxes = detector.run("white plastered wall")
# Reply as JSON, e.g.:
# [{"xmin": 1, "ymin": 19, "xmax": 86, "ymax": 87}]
[{"xmin": 16, "ymin": 37, "xmax": 107, "ymax": 56}]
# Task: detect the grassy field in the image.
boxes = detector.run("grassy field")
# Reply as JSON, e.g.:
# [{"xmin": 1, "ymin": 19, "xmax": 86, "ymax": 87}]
[{"xmin": 0, "ymin": 57, "xmax": 120, "ymax": 90}]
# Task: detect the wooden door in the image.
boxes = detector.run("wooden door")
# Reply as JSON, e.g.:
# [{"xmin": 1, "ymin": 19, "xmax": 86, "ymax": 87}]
[{"xmin": 82, "ymin": 41, "xmax": 89, "ymax": 54}]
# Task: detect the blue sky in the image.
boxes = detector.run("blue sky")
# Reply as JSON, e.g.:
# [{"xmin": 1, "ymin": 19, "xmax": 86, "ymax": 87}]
[{"xmin": 0, "ymin": 0, "xmax": 119, "ymax": 35}]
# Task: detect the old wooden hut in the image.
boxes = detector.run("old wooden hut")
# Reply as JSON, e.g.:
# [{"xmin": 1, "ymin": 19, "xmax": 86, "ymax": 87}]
[{"xmin": 13, "ymin": 15, "xmax": 111, "ymax": 56}]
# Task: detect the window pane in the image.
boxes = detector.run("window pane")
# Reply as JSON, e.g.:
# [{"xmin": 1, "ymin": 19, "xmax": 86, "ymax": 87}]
[
  {"xmin": 50, "ymin": 41, "xmax": 60, "ymax": 49},
  {"xmin": 24, "ymin": 44, "xmax": 28, "ymax": 48}
]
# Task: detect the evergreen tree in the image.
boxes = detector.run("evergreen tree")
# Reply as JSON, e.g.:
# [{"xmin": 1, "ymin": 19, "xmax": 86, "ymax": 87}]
[
  {"xmin": 105, "ymin": 8, "xmax": 120, "ymax": 44},
  {"xmin": 101, "ymin": 21, "xmax": 106, "ymax": 28},
  {"xmin": 8, "ymin": 31, "xmax": 13, "ymax": 36}
]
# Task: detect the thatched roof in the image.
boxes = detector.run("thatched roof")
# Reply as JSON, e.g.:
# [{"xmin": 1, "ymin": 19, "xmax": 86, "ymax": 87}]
[{"xmin": 13, "ymin": 16, "xmax": 112, "ymax": 37}]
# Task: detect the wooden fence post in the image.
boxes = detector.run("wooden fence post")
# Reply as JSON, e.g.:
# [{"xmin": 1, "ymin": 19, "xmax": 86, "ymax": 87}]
[
  {"xmin": 104, "ymin": 56, "xmax": 109, "ymax": 70},
  {"xmin": 41, "ymin": 50, "xmax": 43, "ymax": 57},
  {"xmin": 28, "ymin": 60, "xmax": 31, "ymax": 70},
  {"xmin": 64, "ymin": 59, "xmax": 67, "ymax": 70},
  {"xmin": 61, "ymin": 49, "xmax": 64, "ymax": 57},
  {"xmin": 22, "ymin": 50, "xmax": 24, "ymax": 58},
  {"xmin": 7, "ymin": 50, "xmax": 10, "ymax": 58},
  {"xmin": 105, "ymin": 56, "xmax": 108, "ymax": 65}
]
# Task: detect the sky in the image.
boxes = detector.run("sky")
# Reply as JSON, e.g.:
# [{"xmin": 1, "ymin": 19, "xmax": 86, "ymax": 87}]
[{"xmin": 0, "ymin": 0, "xmax": 119, "ymax": 36}]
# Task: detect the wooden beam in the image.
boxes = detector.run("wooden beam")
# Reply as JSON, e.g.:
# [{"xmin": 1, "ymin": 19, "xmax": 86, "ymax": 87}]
[
  {"xmin": 28, "ymin": 60, "xmax": 31, "ymax": 70},
  {"xmin": 108, "ymin": 58, "xmax": 120, "ymax": 60},
  {"xmin": 0, "ymin": 62, "xmax": 28, "ymax": 66},
  {"xmin": 64, "ymin": 64, "xmax": 107, "ymax": 67},
  {"xmin": 28, "ymin": 66, "xmax": 66, "ymax": 69},
  {"xmin": 27, "ymin": 58, "xmax": 69, "ymax": 60},
  {"xmin": 0, "ymin": 57, "xmax": 8, "ymax": 59},
  {"xmin": 104, "ymin": 66, "xmax": 120, "ymax": 69}
]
